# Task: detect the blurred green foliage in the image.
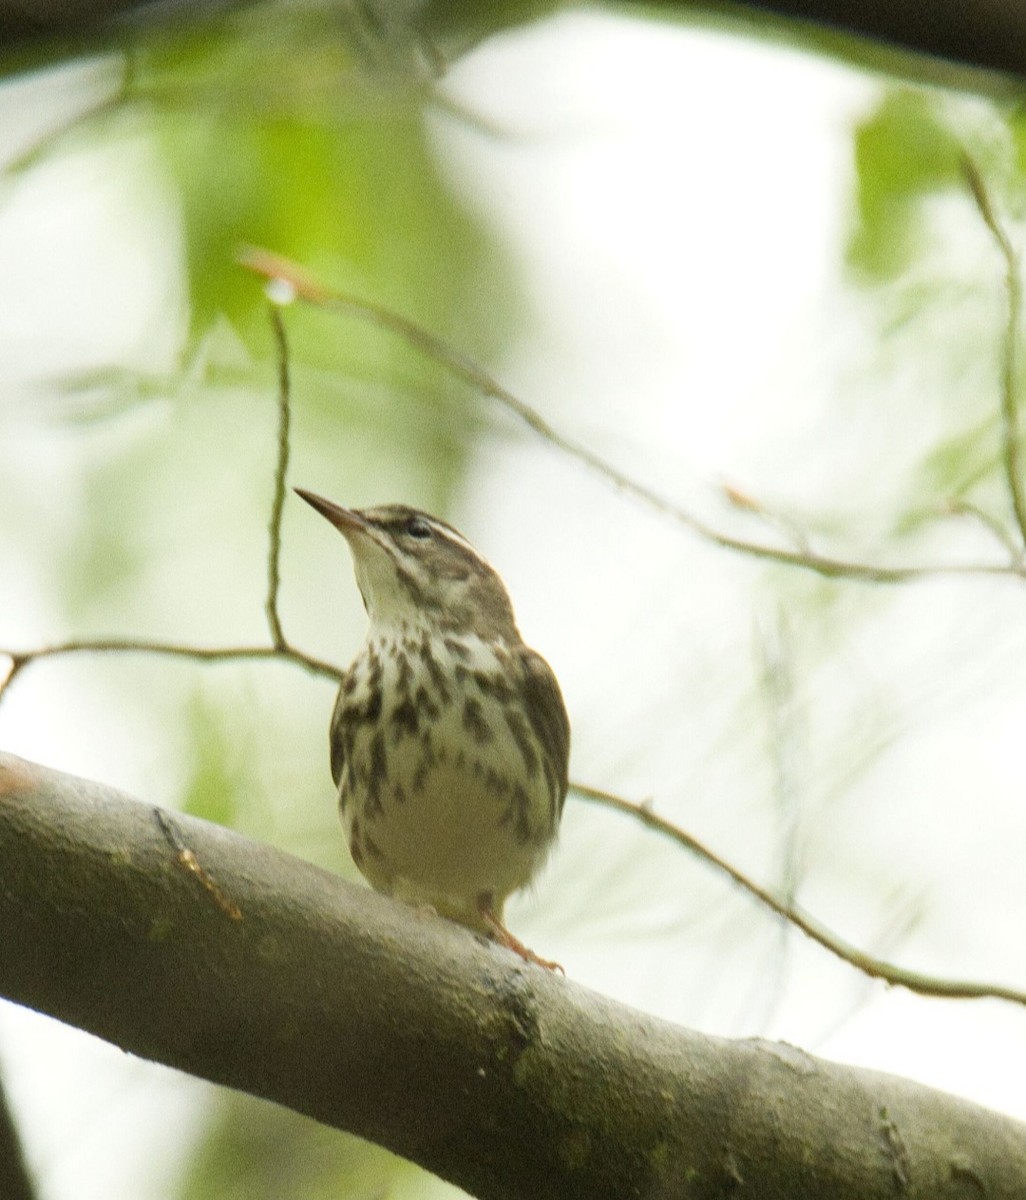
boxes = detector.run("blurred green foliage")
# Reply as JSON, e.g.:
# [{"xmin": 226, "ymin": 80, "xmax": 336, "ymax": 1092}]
[
  {"xmin": 1, "ymin": 7, "xmax": 522, "ymax": 1197},
  {"xmin": 136, "ymin": 6, "xmax": 504, "ymax": 354},
  {"xmin": 847, "ymin": 89, "xmax": 964, "ymax": 281},
  {"xmin": 844, "ymin": 87, "xmax": 1026, "ymax": 534},
  {"xmin": 17, "ymin": 0, "xmax": 525, "ymax": 626},
  {"xmin": 180, "ymin": 688, "xmax": 247, "ymax": 829},
  {"xmin": 181, "ymin": 1093, "xmax": 462, "ymax": 1200}
]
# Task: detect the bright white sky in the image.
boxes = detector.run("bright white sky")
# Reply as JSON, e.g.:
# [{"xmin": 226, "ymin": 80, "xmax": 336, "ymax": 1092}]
[{"xmin": 1, "ymin": 10, "xmax": 1024, "ymax": 1199}]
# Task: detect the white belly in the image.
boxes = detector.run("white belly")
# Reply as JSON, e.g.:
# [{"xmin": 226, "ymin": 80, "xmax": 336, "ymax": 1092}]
[{"xmin": 337, "ymin": 632, "xmax": 557, "ymax": 925}]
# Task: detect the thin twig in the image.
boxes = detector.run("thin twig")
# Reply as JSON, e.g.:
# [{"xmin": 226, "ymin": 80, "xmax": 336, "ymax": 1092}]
[
  {"xmin": 0, "ymin": 638, "xmax": 345, "ymax": 708},
  {"xmin": 266, "ymin": 303, "xmax": 292, "ymax": 650},
  {"xmin": 743, "ymin": 612, "xmax": 807, "ymax": 1029},
  {"xmin": 1, "ymin": 85, "xmax": 124, "ymax": 182},
  {"xmin": 944, "ymin": 497, "xmax": 1026, "ymax": 565},
  {"xmin": 0, "ymin": 307, "xmax": 308, "ymax": 706},
  {"xmin": 722, "ymin": 482, "xmax": 813, "ymax": 557},
  {"xmin": 0, "ymin": 658, "xmax": 25, "ymax": 703},
  {"xmin": 238, "ymin": 247, "xmax": 1023, "ymax": 586},
  {"xmin": 963, "ymin": 154, "xmax": 1026, "ymax": 551},
  {"xmin": 573, "ymin": 781, "xmax": 1026, "ymax": 1008}
]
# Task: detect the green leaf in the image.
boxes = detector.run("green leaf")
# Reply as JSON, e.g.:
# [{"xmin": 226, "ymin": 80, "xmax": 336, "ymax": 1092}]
[
  {"xmin": 847, "ymin": 90, "xmax": 963, "ymax": 280},
  {"xmin": 132, "ymin": 6, "xmax": 517, "ymax": 364}
]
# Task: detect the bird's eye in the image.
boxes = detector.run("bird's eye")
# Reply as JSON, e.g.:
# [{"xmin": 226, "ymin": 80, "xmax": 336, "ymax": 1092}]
[{"xmin": 405, "ymin": 517, "xmax": 433, "ymax": 540}]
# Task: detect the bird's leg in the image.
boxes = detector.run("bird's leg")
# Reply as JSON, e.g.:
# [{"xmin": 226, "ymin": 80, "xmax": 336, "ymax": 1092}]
[{"xmin": 477, "ymin": 893, "xmax": 564, "ymax": 973}]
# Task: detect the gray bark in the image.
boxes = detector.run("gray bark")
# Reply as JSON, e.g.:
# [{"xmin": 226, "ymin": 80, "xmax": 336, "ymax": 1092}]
[
  {"xmin": 0, "ymin": 751, "xmax": 1024, "ymax": 1198},
  {"xmin": 0, "ymin": 1072, "xmax": 36, "ymax": 1200}
]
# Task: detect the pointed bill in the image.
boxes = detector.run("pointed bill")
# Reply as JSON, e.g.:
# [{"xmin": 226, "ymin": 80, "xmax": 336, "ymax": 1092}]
[{"xmin": 294, "ymin": 488, "xmax": 367, "ymax": 535}]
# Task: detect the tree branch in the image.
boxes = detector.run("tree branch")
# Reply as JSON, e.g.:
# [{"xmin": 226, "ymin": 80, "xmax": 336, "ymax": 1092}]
[
  {"xmin": 962, "ymin": 155, "xmax": 1026, "ymax": 552},
  {"xmin": 1, "ymin": 751, "xmax": 1024, "ymax": 1200},
  {"xmin": 713, "ymin": 0, "xmax": 1026, "ymax": 80},
  {"xmin": 3, "ymin": 616, "xmax": 1021, "ymax": 1008},
  {"xmin": 265, "ymin": 302, "xmax": 291, "ymax": 651},
  {"xmin": 0, "ymin": 1071, "xmax": 36, "ymax": 1200},
  {"xmin": 3, "ymin": 0, "xmax": 1026, "ymax": 82},
  {"xmin": 239, "ymin": 247, "xmax": 1024, "ymax": 587},
  {"xmin": 574, "ymin": 783, "xmax": 1026, "ymax": 1008},
  {"xmin": 0, "ymin": 637, "xmax": 344, "ymax": 708}
]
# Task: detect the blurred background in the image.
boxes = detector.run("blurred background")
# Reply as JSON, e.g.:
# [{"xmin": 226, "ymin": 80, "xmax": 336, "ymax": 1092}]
[{"xmin": 2, "ymin": 2, "xmax": 1026, "ymax": 1197}]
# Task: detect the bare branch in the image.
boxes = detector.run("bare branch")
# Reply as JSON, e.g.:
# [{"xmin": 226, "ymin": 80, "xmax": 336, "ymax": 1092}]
[
  {"xmin": 573, "ymin": 781, "xmax": 1026, "ymax": 1008},
  {"xmin": 0, "ymin": 637, "xmax": 344, "ymax": 708},
  {"xmin": 239, "ymin": 246, "xmax": 1023, "ymax": 586},
  {"xmin": 963, "ymin": 154, "xmax": 1026, "ymax": 550},
  {"xmin": 265, "ymin": 302, "xmax": 292, "ymax": 650},
  {"xmin": 943, "ymin": 497, "xmax": 1026, "ymax": 565},
  {"xmin": 722, "ymin": 481, "xmax": 814, "ymax": 557},
  {"xmin": 0, "ymin": 656, "xmax": 26, "ymax": 704}
]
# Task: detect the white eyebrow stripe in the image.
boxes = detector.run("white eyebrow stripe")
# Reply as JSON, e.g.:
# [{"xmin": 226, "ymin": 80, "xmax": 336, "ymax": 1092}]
[
  {"xmin": 433, "ymin": 522, "xmax": 480, "ymax": 557},
  {"xmin": 359, "ymin": 505, "xmax": 495, "ymax": 571},
  {"xmin": 432, "ymin": 522, "xmax": 496, "ymax": 570}
]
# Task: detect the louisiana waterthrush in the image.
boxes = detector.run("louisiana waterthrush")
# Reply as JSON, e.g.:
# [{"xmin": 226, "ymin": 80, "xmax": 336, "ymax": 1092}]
[{"xmin": 296, "ymin": 489, "xmax": 570, "ymax": 967}]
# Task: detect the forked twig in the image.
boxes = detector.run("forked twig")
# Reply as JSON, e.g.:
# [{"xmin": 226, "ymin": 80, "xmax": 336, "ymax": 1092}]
[
  {"xmin": 0, "ymin": 638, "xmax": 344, "ymax": 707},
  {"xmin": 0, "ymin": 305, "xmax": 338, "ymax": 711},
  {"xmin": 238, "ymin": 247, "xmax": 1021, "ymax": 587}
]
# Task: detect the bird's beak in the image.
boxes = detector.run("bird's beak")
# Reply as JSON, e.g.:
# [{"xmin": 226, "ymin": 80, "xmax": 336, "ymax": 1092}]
[{"xmin": 294, "ymin": 488, "xmax": 368, "ymax": 537}]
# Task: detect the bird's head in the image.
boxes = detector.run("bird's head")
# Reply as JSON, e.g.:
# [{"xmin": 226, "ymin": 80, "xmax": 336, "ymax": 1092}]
[{"xmin": 295, "ymin": 489, "xmax": 519, "ymax": 641}]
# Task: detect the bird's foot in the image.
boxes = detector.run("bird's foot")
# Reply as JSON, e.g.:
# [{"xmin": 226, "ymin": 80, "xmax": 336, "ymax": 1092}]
[{"xmin": 477, "ymin": 895, "xmax": 564, "ymax": 973}]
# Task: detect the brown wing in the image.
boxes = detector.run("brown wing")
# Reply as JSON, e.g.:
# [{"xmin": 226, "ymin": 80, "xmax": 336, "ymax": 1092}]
[
  {"xmin": 328, "ymin": 685, "xmax": 348, "ymax": 788},
  {"xmin": 519, "ymin": 649, "xmax": 571, "ymax": 818}
]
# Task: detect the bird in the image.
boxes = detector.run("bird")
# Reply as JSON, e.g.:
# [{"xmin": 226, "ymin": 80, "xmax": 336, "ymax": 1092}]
[{"xmin": 296, "ymin": 488, "xmax": 570, "ymax": 968}]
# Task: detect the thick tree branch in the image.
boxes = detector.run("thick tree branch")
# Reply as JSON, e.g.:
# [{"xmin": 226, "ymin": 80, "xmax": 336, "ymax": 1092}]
[
  {"xmin": 0, "ymin": 1072, "xmax": 36, "ymax": 1200},
  {"xmin": 3, "ymin": 624, "xmax": 1022, "ymax": 1006},
  {"xmin": 2, "ymin": 1, "xmax": 1026, "ymax": 82},
  {"xmin": 715, "ymin": 0, "xmax": 1026, "ymax": 80},
  {"xmin": 0, "ymin": 0, "xmax": 247, "ymax": 43},
  {"xmin": 1, "ymin": 751, "xmax": 1024, "ymax": 1200}
]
